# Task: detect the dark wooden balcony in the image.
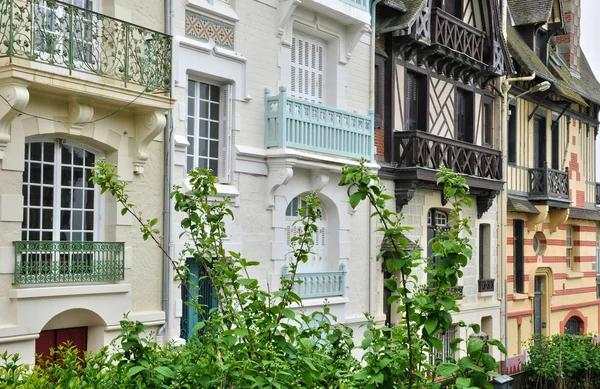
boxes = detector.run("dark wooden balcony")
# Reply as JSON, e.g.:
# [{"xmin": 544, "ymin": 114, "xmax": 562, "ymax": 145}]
[
  {"xmin": 385, "ymin": 131, "xmax": 503, "ymax": 217},
  {"xmin": 478, "ymin": 279, "xmax": 495, "ymax": 293},
  {"xmin": 528, "ymin": 163, "xmax": 570, "ymax": 207},
  {"xmin": 431, "ymin": 8, "xmax": 485, "ymax": 62}
]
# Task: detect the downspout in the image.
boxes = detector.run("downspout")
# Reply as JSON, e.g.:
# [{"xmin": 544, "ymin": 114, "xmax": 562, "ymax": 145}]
[
  {"xmin": 368, "ymin": 0, "xmax": 384, "ymax": 319},
  {"xmin": 499, "ymin": 72, "xmax": 536, "ymax": 372},
  {"xmin": 157, "ymin": 0, "xmax": 173, "ymax": 342}
]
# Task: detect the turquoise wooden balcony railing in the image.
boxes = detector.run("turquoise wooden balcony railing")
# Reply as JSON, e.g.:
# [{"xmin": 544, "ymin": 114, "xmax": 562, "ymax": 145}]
[
  {"xmin": 282, "ymin": 264, "xmax": 346, "ymax": 299},
  {"xmin": 0, "ymin": 0, "xmax": 171, "ymax": 93},
  {"xmin": 13, "ymin": 241, "xmax": 125, "ymax": 285},
  {"xmin": 265, "ymin": 87, "xmax": 374, "ymax": 161},
  {"xmin": 340, "ymin": 0, "xmax": 369, "ymax": 12}
]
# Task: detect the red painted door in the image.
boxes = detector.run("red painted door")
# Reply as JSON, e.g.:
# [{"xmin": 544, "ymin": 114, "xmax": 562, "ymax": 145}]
[{"xmin": 35, "ymin": 327, "xmax": 88, "ymax": 365}]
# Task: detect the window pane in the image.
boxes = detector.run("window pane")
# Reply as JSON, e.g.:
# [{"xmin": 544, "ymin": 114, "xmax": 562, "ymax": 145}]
[
  {"xmin": 210, "ymin": 103, "xmax": 219, "ymax": 119},
  {"xmin": 72, "ymin": 211, "xmax": 83, "ymax": 230},
  {"xmin": 29, "ymin": 185, "xmax": 41, "ymax": 206},
  {"xmin": 210, "ymin": 140, "xmax": 218, "ymax": 158},
  {"xmin": 73, "ymin": 168, "xmax": 84, "ymax": 187},
  {"xmin": 84, "ymin": 150, "xmax": 95, "ymax": 167},
  {"xmin": 61, "ymin": 188, "xmax": 72, "ymax": 208},
  {"xmin": 209, "ymin": 159, "xmax": 218, "ymax": 174},
  {"xmin": 200, "ymin": 101, "xmax": 208, "ymax": 118},
  {"xmin": 41, "ymin": 231, "xmax": 52, "ymax": 240},
  {"xmin": 199, "ymin": 139, "xmax": 208, "ymax": 157},
  {"xmin": 61, "ymin": 210, "xmax": 71, "ymax": 230},
  {"xmin": 85, "ymin": 169, "xmax": 93, "ymax": 188},
  {"xmin": 210, "ymin": 122, "xmax": 219, "ymax": 140},
  {"xmin": 188, "ymin": 80, "xmax": 195, "ymax": 97},
  {"xmin": 199, "ymin": 83, "xmax": 209, "ymax": 100},
  {"xmin": 85, "ymin": 190, "xmax": 94, "ymax": 209},
  {"xmin": 30, "ymin": 163, "xmax": 41, "ymax": 183},
  {"xmin": 73, "ymin": 148, "xmax": 84, "ymax": 166},
  {"xmin": 198, "ymin": 158, "xmax": 208, "ymax": 169},
  {"xmin": 30, "ymin": 208, "xmax": 40, "ymax": 229},
  {"xmin": 29, "ymin": 231, "xmax": 40, "ymax": 241},
  {"xmin": 85, "ymin": 211, "xmax": 94, "ymax": 230},
  {"xmin": 210, "ymin": 85, "xmax": 219, "ymax": 102},
  {"xmin": 62, "ymin": 145, "xmax": 73, "ymax": 165},
  {"xmin": 73, "ymin": 189, "xmax": 83, "ymax": 208},
  {"xmin": 62, "ymin": 167, "xmax": 72, "ymax": 186},
  {"xmin": 42, "ymin": 209, "xmax": 53, "ymax": 229},
  {"xmin": 43, "ymin": 142, "xmax": 54, "ymax": 162},
  {"xmin": 187, "ymin": 118, "xmax": 195, "ymax": 136},
  {"xmin": 31, "ymin": 143, "xmax": 42, "ymax": 161},
  {"xmin": 43, "ymin": 164, "xmax": 53, "ymax": 184},
  {"xmin": 188, "ymin": 98, "xmax": 195, "ymax": 116},
  {"xmin": 42, "ymin": 187, "xmax": 53, "ymax": 206},
  {"xmin": 199, "ymin": 120, "xmax": 209, "ymax": 138}
]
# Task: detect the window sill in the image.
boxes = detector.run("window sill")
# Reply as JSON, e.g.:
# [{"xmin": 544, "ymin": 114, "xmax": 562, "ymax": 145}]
[
  {"xmin": 513, "ymin": 293, "xmax": 529, "ymax": 301},
  {"xmin": 566, "ymin": 271, "xmax": 584, "ymax": 279}
]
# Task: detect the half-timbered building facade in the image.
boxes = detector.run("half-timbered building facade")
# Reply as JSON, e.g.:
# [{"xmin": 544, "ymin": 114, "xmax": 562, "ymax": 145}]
[
  {"xmin": 505, "ymin": 0, "xmax": 600, "ymax": 372},
  {"xmin": 374, "ymin": 0, "xmax": 511, "ymax": 361}
]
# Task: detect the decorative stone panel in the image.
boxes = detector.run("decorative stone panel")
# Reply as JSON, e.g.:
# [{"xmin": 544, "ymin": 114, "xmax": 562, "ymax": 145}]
[{"xmin": 185, "ymin": 12, "xmax": 235, "ymax": 50}]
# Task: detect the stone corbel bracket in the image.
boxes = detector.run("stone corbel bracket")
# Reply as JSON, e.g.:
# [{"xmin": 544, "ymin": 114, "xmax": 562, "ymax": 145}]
[
  {"xmin": 266, "ymin": 158, "xmax": 297, "ymax": 209},
  {"xmin": 67, "ymin": 101, "xmax": 94, "ymax": 136},
  {"xmin": 549, "ymin": 208, "xmax": 570, "ymax": 233},
  {"xmin": 0, "ymin": 82, "xmax": 29, "ymax": 160},
  {"xmin": 527, "ymin": 205, "xmax": 549, "ymax": 232},
  {"xmin": 134, "ymin": 110, "xmax": 167, "ymax": 174},
  {"xmin": 278, "ymin": 0, "xmax": 301, "ymax": 44},
  {"xmin": 310, "ymin": 170, "xmax": 329, "ymax": 192}
]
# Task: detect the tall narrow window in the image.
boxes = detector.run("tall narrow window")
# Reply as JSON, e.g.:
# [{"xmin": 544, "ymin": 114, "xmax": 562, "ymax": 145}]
[
  {"xmin": 456, "ymin": 89, "xmax": 474, "ymax": 143},
  {"xmin": 405, "ymin": 71, "xmax": 427, "ymax": 131},
  {"xmin": 186, "ymin": 80, "xmax": 231, "ymax": 181},
  {"xmin": 551, "ymin": 119, "xmax": 559, "ymax": 170},
  {"xmin": 508, "ymin": 104, "xmax": 517, "ymax": 164},
  {"xmin": 180, "ymin": 258, "xmax": 217, "ymax": 340},
  {"xmin": 23, "ymin": 141, "xmax": 97, "ymax": 242},
  {"xmin": 374, "ymin": 58, "xmax": 385, "ymax": 128},
  {"xmin": 566, "ymin": 226, "xmax": 573, "ymax": 269},
  {"xmin": 513, "ymin": 219, "xmax": 525, "ymax": 293},
  {"xmin": 427, "ymin": 209, "xmax": 448, "ymax": 287},
  {"xmin": 483, "ymin": 99, "xmax": 493, "ymax": 146},
  {"xmin": 430, "ymin": 324, "xmax": 458, "ymax": 364},
  {"xmin": 435, "ymin": 0, "xmax": 463, "ymax": 18},
  {"xmin": 286, "ymin": 196, "xmax": 327, "ymax": 273},
  {"xmin": 533, "ymin": 116, "xmax": 547, "ymax": 168},
  {"xmin": 290, "ymin": 34, "xmax": 325, "ymax": 104},
  {"xmin": 478, "ymin": 224, "xmax": 493, "ymax": 292}
]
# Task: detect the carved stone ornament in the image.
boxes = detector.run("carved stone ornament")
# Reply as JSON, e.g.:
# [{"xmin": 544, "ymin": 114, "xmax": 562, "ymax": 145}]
[
  {"xmin": 476, "ymin": 191, "xmax": 498, "ymax": 219},
  {"xmin": 134, "ymin": 110, "xmax": 167, "ymax": 174},
  {"xmin": 394, "ymin": 180, "xmax": 421, "ymax": 213},
  {"xmin": 67, "ymin": 101, "xmax": 94, "ymax": 136},
  {"xmin": 0, "ymin": 82, "xmax": 29, "ymax": 159},
  {"xmin": 266, "ymin": 158, "xmax": 296, "ymax": 210}
]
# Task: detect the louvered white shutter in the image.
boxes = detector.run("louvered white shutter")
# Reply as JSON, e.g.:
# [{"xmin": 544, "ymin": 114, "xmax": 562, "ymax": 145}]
[
  {"xmin": 218, "ymin": 84, "xmax": 232, "ymax": 183},
  {"xmin": 290, "ymin": 34, "xmax": 325, "ymax": 104}
]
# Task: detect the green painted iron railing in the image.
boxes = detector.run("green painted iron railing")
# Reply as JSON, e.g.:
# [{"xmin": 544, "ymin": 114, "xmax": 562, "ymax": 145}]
[
  {"xmin": 339, "ymin": 0, "xmax": 369, "ymax": 12},
  {"xmin": 0, "ymin": 0, "xmax": 171, "ymax": 93},
  {"xmin": 281, "ymin": 264, "xmax": 346, "ymax": 299},
  {"xmin": 265, "ymin": 87, "xmax": 374, "ymax": 161},
  {"xmin": 13, "ymin": 241, "xmax": 125, "ymax": 285}
]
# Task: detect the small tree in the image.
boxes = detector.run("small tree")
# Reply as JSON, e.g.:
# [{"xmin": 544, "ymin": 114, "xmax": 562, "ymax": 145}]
[{"xmin": 0, "ymin": 160, "xmax": 505, "ymax": 388}]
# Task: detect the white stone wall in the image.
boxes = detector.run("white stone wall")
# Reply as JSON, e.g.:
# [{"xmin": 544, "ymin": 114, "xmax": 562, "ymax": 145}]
[{"xmin": 167, "ymin": 0, "xmax": 379, "ymax": 342}]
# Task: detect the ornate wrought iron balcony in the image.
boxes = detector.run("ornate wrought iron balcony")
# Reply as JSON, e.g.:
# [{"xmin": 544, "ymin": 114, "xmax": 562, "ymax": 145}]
[
  {"xmin": 0, "ymin": 0, "xmax": 171, "ymax": 93},
  {"xmin": 282, "ymin": 264, "xmax": 346, "ymax": 299},
  {"xmin": 431, "ymin": 7, "xmax": 485, "ymax": 62},
  {"xmin": 393, "ymin": 131, "xmax": 502, "ymax": 181},
  {"xmin": 528, "ymin": 164, "xmax": 569, "ymax": 205},
  {"xmin": 13, "ymin": 241, "xmax": 125, "ymax": 285},
  {"xmin": 264, "ymin": 87, "xmax": 374, "ymax": 161},
  {"xmin": 478, "ymin": 279, "xmax": 495, "ymax": 293}
]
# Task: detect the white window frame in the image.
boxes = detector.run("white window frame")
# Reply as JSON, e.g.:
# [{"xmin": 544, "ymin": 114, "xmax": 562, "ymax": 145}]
[
  {"xmin": 290, "ymin": 32, "xmax": 326, "ymax": 104},
  {"xmin": 566, "ymin": 226, "xmax": 573, "ymax": 269},
  {"xmin": 186, "ymin": 78, "xmax": 232, "ymax": 183},
  {"xmin": 22, "ymin": 137, "xmax": 104, "ymax": 242}
]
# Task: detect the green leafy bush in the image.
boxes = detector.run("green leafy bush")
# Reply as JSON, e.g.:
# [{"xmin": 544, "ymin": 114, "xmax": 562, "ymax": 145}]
[{"xmin": 0, "ymin": 161, "xmax": 505, "ymax": 388}]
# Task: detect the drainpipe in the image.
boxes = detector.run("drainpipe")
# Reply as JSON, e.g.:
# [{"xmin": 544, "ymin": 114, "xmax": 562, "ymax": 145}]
[
  {"xmin": 498, "ymin": 72, "xmax": 536, "ymax": 372},
  {"xmin": 368, "ymin": 0, "xmax": 384, "ymax": 319},
  {"xmin": 157, "ymin": 0, "xmax": 173, "ymax": 343}
]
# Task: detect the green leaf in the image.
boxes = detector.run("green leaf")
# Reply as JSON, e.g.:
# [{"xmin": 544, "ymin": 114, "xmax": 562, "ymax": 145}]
[
  {"xmin": 436, "ymin": 363, "xmax": 460, "ymax": 377},
  {"xmin": 349, "ymin": 192, "xmax": 363, "ymax": 209},
  {"xmin": 456, "ymin": 377, "xmax": 471, "ymax": 388},
  {"xmin": 467, "ymin": 338, "xmax": 485, "ymax": 357},
  {"xmin": 127, "ymin": 366, "xmax": 145, "ymax": 377},
  {"xmin": 154, "ymin": 366, "xmax": 175, "ymax": 378},
  {"xmin": 487, "ymin": 339, "xmax": 507, "ymax": 354},
  {"xmin": 280, "ymin": 308, "xmax": 295, "ymax": 319},
  {"xmin": 424, "ymin": 318, "xmax": 438, "ymax": 335},
  {"xmin": 233, "ymin": 328, "xmax": 249, "ymax": 337},
  {"xmin": 384, "ymin": 278, "xmax": 397, "ymax": 292}
]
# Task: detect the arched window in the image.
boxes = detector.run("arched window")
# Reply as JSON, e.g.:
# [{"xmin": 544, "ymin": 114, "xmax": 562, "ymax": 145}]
[
  {"xmin": 22, "ymin": 140, "xmax": 100, "ymax": 242},
  {"xmin": 564, "ymin": 316, "xmax": 583, "ymax": 335},
  {"xmin": 285, "ymin": 196, "xmax": 326, "ymax": 273},
  {"xmin": 427, "ymin": 209, "xmax": 448, "ymax": 284}
]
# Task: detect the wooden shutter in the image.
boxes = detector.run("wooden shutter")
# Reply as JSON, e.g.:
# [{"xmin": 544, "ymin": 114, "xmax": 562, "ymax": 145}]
[
  {"xmin": 218, "ymin": 85, "xmax": 232, "ymax": 183},
  {"xmin": 291, "ymin": 34, "xmax": 325, "ymax": 104},
  {"xmin": 514, "ymin": 220, "xmax": 524, "ymax": 293}
]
